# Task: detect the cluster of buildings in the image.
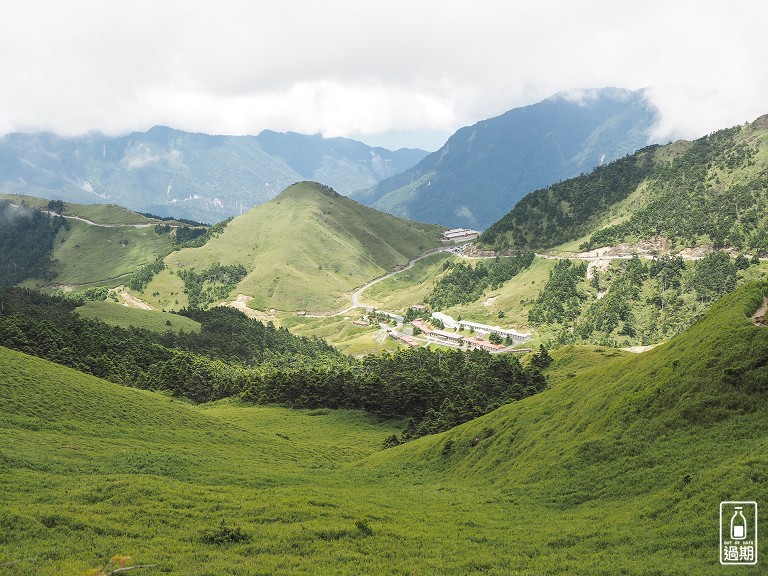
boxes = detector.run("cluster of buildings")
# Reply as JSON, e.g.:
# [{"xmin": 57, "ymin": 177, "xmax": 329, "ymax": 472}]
[
  {"xmin": 409, "ymin": 316, "xmax": 531, "ymax": 353},
  {"xmin": 354, "ymin": 302, "xmax": 533, "ymax": 355}
]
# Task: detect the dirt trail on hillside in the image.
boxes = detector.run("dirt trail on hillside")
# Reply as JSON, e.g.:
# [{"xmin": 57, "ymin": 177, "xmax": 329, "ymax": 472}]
[{"xmin": 752, "ymin": 297, "xmax": 768, "ymax": 327}]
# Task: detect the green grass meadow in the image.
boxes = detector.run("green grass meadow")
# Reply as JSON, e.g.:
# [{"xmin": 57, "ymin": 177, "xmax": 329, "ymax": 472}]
[
  {"xmin": 29, "ymin": 220, "xmax": 174, "ymax": 288},
  {"xmin": 2, "ymin": 283, "xmax": 767, "ymax": 574}
]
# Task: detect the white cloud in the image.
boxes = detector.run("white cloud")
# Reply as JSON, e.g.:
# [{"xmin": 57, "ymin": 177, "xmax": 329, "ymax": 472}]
[{"xmin": 0, "ymin": 0, "xmax": 767, "ymax": 148}]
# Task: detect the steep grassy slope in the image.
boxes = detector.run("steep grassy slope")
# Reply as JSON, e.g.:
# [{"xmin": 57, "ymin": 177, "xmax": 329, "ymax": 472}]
[
  {"xmin": 141, "ymin": 182, "xmax": 444, "ymax": 313},
  {"xmin": 361, "ymin": 282, "xmax": 768, "ymax": 573},
  {"xmin": 44, "ymin": 219, "xmax": 174, "ymax": 287}
]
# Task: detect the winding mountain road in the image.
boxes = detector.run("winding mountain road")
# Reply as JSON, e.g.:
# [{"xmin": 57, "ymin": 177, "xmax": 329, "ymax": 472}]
[{"xmin": 303, "ymin": 248, "xmax": 449, "ymax": 318}]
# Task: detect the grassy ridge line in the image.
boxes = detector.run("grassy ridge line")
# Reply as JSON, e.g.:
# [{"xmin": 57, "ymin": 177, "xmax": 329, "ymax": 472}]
[{"xmin": 0, "ymin": 192, "xmax": 162, "ymax": 226}]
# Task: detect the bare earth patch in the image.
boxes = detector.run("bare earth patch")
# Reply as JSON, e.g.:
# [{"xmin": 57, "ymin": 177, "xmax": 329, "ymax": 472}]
[
  {"xmin": 223, "ymin": 294, "xmax": 281, "ymax": 325},
  {"xmin": 752, "ymin": 297, "xmax": 768, "ymax": 327},
  {"xmin": 586, "ymin": 259, "xmax": 611, "ymax": 279},
  {"xmin": 575, "ymin": 237, "xmax": 668, "ymax": 260},
  {"xmin": 677, "ymin": 246, "xmax": 714, "ymax": 260},
  {"xmin": 622, "ymin": 345, "xmax": 656, "ymax": 353},
  {"xmin": 119, "ymin": 289, "xmax": 153, "ymax": 310}
]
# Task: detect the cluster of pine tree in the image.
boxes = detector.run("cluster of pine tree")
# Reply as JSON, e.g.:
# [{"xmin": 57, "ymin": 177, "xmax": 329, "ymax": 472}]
[
  {"xmin": 528, "ymin": 259, "xmax": 588, "ymax": 325},
  {"xmin": 178, "ymin": 264, "xmax": 248, "ymax": 309},
  {"xmin": 530, "ymin": 252, "xmax": 759, "ymax": 347},
  {"xmin": 0, "ymin": 201, "xmax": 69, "ymax": 285},
  {"xmin": 427, "ymin": 253, "xmax": 534, "ymax": 310}
]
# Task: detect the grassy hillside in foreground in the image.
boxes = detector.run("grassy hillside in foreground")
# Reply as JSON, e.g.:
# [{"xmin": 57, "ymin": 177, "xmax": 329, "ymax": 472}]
[
  {"xmin": 1, "ymin": 284, "xmax": 766, "ymax": 574},
  {"xmin": 359, "ymin": 282, "xmax": 768, "ymax": 574},
  {"xmin": 0, "ymin": 347, "xmax": 403, "ymax": 575},
  {"xmin": 140, "ymin": 181, "xmax": 444, "ymax": 313}
]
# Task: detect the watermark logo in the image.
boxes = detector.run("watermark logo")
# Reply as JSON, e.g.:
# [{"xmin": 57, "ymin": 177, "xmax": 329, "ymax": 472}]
[{"xmin": 720, "ymin": 501, "xmax": 758, "ymax": 565}]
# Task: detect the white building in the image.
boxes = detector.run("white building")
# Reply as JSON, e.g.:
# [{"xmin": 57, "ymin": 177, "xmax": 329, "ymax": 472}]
[
  {"xmin": 431, "ymin": 312, "xmax": 459, "ymax": 329},
  {"xmin": 458, "ymin": 320, "xmax": 532, "ymax": 343},
  {"xmin": 442, "ymin": 228, "xmax": 480, "ymax": 242}
]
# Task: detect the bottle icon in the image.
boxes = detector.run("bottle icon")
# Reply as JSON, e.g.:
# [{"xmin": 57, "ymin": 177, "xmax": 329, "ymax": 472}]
[{"xmin": 731, "ymin": 507, "xmax": 747, "ymax": 540}]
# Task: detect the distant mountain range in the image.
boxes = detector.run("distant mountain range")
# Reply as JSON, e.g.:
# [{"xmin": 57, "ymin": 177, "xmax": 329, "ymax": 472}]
[
  {"xmin": 0, "ymin": 127, "xmax": 428, "ymax": 223},
  {"xmin": 1, "ymin": 88, "xmax": 660, "ymax": 229},
  {"xmin": 352, "ymin": 88, "xmax": 660, "ymax": 229}
]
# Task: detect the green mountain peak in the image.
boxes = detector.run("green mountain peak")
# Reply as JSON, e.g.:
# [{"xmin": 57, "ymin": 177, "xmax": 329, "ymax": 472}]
[{"xmin": 141, "ymin": 181, "xmax": 444, "ymax": 313}]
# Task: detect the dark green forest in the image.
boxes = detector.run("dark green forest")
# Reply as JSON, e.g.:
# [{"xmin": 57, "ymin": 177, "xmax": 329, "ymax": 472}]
[
  {"xmin": 0, "ymin": 201, "xmax": 68, "ymax": 285},
  {"xmin": 0, "ymin": 288, "xmax": 546, "ymax": 439},
  {"xmin": 530, "ymin": 252, "xmax": 756, "ymax": 347}
]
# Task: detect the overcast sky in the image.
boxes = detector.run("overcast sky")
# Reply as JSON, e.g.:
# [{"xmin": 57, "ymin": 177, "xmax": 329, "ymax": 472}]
[{"xmin": 1, "ymin": 1, "xmax": 766, "ymax": 150}]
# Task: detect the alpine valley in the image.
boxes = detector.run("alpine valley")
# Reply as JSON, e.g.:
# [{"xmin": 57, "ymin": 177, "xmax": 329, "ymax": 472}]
[{"xmin": 1, "ymin": 95, "xmax": 767, "ymax": 575}]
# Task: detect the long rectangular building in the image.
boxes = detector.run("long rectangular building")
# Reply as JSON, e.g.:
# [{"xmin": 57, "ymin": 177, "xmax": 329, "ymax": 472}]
[{"xmin": 458, "ymin": 320, "xmax": 532, "ymax": 343}]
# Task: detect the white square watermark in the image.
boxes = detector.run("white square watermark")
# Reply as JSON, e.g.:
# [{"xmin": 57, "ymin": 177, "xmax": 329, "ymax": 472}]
[{"xmin": 720, "ymin": 501, "xmax": 758, "ymax": 565}]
